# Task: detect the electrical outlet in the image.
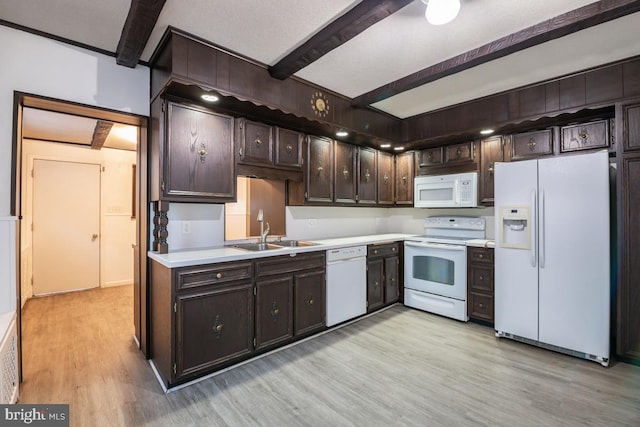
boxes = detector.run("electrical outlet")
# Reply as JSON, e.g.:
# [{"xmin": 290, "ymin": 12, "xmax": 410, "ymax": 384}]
[
  {"xmin": 308, "ymin": 218, "xmax": 317, "ymax": 227},
  {"xmin": 182, "ymin": 221, "xmax": 191, "ymax": 234}
]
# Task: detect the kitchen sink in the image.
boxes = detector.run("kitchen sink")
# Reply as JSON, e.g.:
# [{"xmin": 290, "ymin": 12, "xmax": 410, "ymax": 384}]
[
  {"xmin": 232, "ymin": 243, "xmax": 284, "ymax": 252},
  {"xmin": 276, "ymin": 240, "xmax": 319, "ymax": 247}
]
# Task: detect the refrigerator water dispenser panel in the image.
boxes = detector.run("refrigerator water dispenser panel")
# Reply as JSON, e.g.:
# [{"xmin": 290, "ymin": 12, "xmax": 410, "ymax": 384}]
[{"xmin": 500, "ymin": 207, "xmax": 531, "ymax": 249}]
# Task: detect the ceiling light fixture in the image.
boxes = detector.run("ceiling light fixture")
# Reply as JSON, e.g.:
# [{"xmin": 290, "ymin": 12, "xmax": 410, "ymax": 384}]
[
  {"xmin": 201, "ymin": 94, "xmax": 219, "ymax": 102},
  {"xmin": 336, "ymin": 130, "xmax": 349, "ymax": 137},
  {"xmin": 380, "ymin": 143, "xmax": 392, "ymax": 148},
  {"xmin": 422, "ymin": 0, "xmax": 460, "ymax": 26},
  {"xmin": 393, "ymin": 146, "xmax": 405, "ymax": 151},
  {"xmin": 480, "ymin": 129, "xmax": 494, "ymax": 135}
]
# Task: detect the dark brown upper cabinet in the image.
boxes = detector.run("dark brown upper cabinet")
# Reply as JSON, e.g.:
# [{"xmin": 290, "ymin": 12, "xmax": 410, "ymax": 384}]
[
  {"xmin": 512, "ymin": 128, "xmax": 556, "ymax": 160},
  {"xmin": 395, "ymin": 151, "xmax": 415, "ymax": 206},
  {"xmin": 479, "ymin": 136, "xmax": 504, "ymax": 206},
  {"xmin": 236, "ymin": 118, "xmax": 274, "ymax": 166},
  {"xmin": 305, "ymin": 135, "xmax": 334, "ymax": 203},
  {"xmin": 154, "ymin": 100, "xmax": 235, "ymax": 202},
  {"xmin": 357, "ymin": 147, "xmax": 377, "ymax": 205},
  {"xmin": 560, "ymin": 119, "xmax": 610, "ymax": 153},
  {"xmin": 444, "ymin": 141, "xmax": 475, "ymax": 164},
  {"xmin": 334, "ymin": 141, "xmax": 357, "ymax": 204},
  {"xmin": 275, "ymin": 127, "xmax": 303, "ymax": 169},
  {"xmin": 418, "ymin": 147, "xmax": 443, "ymax": 168},
  {"xmin": 377, "ymin": 151, "xmax": 394, "ymax": 205}
]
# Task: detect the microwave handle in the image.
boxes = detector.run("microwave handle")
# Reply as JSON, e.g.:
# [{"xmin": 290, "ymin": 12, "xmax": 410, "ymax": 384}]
[
  {"xmin": 405, "ymin": 241, "xmax": 466, "ymax": 251},
  {"xmin": 453, "ymin": 180, "xmax": 459, "ymax": 204}
]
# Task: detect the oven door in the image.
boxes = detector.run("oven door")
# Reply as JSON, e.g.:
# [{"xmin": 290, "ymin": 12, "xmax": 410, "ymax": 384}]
[{"xmin": 404, "ymin": 240, "xmax": 467, "ymax": 300}]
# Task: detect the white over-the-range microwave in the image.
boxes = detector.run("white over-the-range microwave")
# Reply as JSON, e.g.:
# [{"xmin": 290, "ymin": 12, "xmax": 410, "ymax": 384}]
[{"xmin": 413, "ymin": 172, "xmax": 478, "ymax": 208}]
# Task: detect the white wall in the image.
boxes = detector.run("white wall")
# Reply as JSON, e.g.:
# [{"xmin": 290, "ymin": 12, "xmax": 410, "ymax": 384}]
[
  {"xmin": 20, "ymin": 140, "xmax": 137, "ymax": 305},
  {"xmin": 286, "ymin": 206, "xmax": 495, "ymax": 240},
  {"xmin": 0, "ymin": 26, "xmax": 149, "ymax": 315},
  {"xmin": 166, "ymin": 203, "xmax": 225, "ymax": 250}
]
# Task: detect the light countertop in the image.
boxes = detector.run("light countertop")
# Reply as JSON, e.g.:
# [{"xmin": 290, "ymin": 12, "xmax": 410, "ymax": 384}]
[
  {"xmin": 148, "ymin": 233, "xmax": 416, "ymax": 268},
  {"xmin": 466, "ymin": 239, "xmax": 495, "ymax": 248}
]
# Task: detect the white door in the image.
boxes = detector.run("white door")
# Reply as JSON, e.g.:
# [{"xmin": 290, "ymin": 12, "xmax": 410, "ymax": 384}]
[
  {"xmin": 32, "ymin": 159, "xmax": 101, "ymax": 295},
  {"xmin": 494, "ymin": 159, "xmax": 539, "ymax": 341},
  {"xmin": 537, "ymin": 151, "xmax": 610, "ymax": 358}
]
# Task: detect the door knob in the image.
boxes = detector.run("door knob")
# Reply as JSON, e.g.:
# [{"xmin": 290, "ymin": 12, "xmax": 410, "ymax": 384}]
[{"xmin": 92, "ymin": 234, "xmax": 98, "ymax": 241}]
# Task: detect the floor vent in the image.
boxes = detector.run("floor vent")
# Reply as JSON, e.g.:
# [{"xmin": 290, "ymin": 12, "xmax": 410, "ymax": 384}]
[{"xmin": 1, "ymin": 317, "xmax": 18, "ymax": 404}]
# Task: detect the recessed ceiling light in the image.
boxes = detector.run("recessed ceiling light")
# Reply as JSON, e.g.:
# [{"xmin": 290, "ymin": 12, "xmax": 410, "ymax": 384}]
[
  {"xmin": 393, "ymin": 146, "xmax": 405, "ymax": 151},
  {"xmin": 480, "ymin": 129, "xmax": 494, "ymax": 135},
  {"xmin": 380, "ymin": 143, "xmax": 392, "ymax": 148},
  {"xmin": 336, "ymin": 130, "xmax": 348, "ymax": 137},
  {"xmin": 201, "ymin": 94, "xmax": 219, "ymax": 102}
]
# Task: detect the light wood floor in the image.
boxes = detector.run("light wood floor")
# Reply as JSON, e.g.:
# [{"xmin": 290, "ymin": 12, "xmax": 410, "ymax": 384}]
[{"xmin": 20, "ymin": 285, "xmax": 640, "ymax": 426}]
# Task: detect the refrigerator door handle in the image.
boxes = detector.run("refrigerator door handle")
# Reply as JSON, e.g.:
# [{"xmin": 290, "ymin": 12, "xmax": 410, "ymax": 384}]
[
  {"xmin": 531, "ymin": 188, "xmax": 537, "ymax": 267},
  {"xmin": 540, "ymin": 189, "xmax": 545, "ymax": 268}
]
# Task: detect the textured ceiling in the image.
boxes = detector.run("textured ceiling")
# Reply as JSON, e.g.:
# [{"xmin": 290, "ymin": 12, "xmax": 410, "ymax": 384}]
[{"xmin": 2, "ymin": 0, "xmax": 640, "ymax": 120}]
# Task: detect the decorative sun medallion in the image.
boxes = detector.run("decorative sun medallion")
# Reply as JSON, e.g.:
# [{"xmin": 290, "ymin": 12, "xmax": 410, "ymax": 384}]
[{"xmin": 310, "ymin": 91, "xmax": 330, "ymax": 118}]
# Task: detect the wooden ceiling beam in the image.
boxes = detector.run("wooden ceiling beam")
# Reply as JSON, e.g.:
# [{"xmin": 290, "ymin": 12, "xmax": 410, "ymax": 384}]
[
  {"xmin": 116, "ymin": 0, "xmax": 167, "ymax": 67},
  {"xmin": 91, "ymin": 120, "xmax": 114, "ymax": 150},
  {"xmin": 352, "ymin": 0, "xmax": 640, "ymax": 107},
  {"xmin": 268, "ymin": 0, "xmax": 413, "ymax": 80}
]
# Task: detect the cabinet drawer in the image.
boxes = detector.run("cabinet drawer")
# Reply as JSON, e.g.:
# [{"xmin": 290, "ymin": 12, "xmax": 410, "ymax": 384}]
[
  {"xmin": 368, "ymin": 242, "xmax": 399, "ymax": 258},
  {"xmin": 445, "ymin": 142, "xmax": 474, "ymax": 164},
  {"xmin": 469, "ymin": 292, "xmax": 494, "ymax": 322},
  {"xmin": 469, "ymin": 265, "xmax": 494, "ymax": 293},
  {"xmin": 255, "ymin": 252, "xmax": 325, "ymax": 277},
  {"xmin": 560, "ymin": 120, "xmax": 609, "ymax": 152},
  {"xmin": 418, "ymin": 147, "xmax": 443, "ymax": 167},
  {"xmin": 512, "ymin": 129, "xmax": 554, "ymax": 158},
  {"xmin": 467, "ymin": 247, "xmax": 494, "ymax": 264},
  {"xmin": 176, "ymin": 261, "xmax": 253, "ymax": 291}
]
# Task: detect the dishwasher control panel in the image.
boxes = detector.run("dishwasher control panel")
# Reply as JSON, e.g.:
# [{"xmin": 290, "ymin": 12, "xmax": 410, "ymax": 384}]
[{"xmin": 326, "ymin": 245, "xmax": 367, "ymax": 262}]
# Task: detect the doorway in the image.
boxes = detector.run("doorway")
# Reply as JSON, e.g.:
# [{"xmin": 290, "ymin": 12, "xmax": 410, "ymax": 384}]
[{"xmin": 12, "ymin": 93, "xmax": 149, "ymax": 383}]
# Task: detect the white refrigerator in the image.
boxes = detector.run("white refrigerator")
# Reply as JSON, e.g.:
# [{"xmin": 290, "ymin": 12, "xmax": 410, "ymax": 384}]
[{"xmin": 494, "ymin": 150, "xmax": 610, "ymax": 366}]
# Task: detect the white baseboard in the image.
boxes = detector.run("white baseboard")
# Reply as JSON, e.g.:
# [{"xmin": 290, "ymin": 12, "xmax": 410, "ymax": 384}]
[{"xmin": 102, "ymin": 280, "xmax": 133, "ymax": 288}]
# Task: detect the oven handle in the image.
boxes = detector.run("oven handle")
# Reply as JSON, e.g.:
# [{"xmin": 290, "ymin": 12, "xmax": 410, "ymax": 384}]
[{"xmin": 405, "ymin": 241, "xmax": 466, "ymax": 251}]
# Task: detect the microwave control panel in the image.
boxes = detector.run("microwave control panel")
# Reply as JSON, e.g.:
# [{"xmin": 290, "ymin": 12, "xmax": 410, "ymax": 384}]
[{"xmin": 459, "ymin": 179, "xmax": 473, "ymax": 202}]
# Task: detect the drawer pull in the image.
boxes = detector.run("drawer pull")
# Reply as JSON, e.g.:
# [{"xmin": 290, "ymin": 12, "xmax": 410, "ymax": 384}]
[
  {"xmin": 307, "ymin": 298, "xmax": 314, "ymax": 306},
  {"xmin": 528, "ymin": 138, "xmax": 536, "ymax": 151},
  {"xmin": 216, "ymin": 272, "xmax": 223, "ymax": 279},
  {"xmin": 478, "ymin": 254, "xmax": 484, "ymax": 259},
  {"xmin": 478, "ymin": 303, "xmax": 484, "ymax": 308},
  {"xmin": 392, "ymin": 247, "xmax": 396, "ymax": 252},
  {"xmin": 374, "ymin": 249, "xmax": 378, "ymax": 255}
]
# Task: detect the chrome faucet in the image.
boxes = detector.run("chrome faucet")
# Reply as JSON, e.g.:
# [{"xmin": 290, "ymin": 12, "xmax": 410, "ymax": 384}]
[{"xmin": 257, "ymin": 209, "xmax": 270, "ymax": 244}]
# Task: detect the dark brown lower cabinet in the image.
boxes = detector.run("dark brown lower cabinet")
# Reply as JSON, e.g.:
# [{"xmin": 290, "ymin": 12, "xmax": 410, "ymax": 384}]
[
  {"xmin": 150, "ymin": 251, "xmax": 326, "ymax": 387},
  {"xmin": 176, "ymin": 283, "xmax": 254, "ymax": 379},
  {"xmin": 294, "ymin": 269, "xmax": 326, "ymax": 336},
  {"xmin": 367, "ymin": 242, "xmax": 400, "ymax": 312},
  {"xmin": 255, "ymin": 276, "xmax": 293, "ymax": 350},
  {"xmin": 467, "ymin": 246, "xmax": 495, "ymax": 324}
]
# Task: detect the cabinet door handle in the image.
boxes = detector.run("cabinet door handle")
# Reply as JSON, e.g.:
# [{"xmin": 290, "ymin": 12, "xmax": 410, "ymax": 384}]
[
  {"xmin": 271, "ymin": 302, "xmax": 280, "ymax": 320},
  {"xmin": 307, "ymin": 298, "xmax": 314, "ymax": 306},
  {"xmin": 478, "ymin": 303, "xmax": 484, "ymax": 308},
  {"xmin": 478, "ymin": 253, "xmax": 484, "ymax": 259},
  {"xmin": 212, "ymin": 315, "xmax": 224, "ymax": 338},
  {"xmin": 317, "ymin": 165, "xmax": 323, "ymax": 174},
  {"xmin": 488, "ymin": 162, "xmax": 494, "ymax": 174},
  {"xmin": 343, "ymin": 167, "xmax": 349, "ymax": 179},
  {"xmin": 402, "ymin": 175, "xmax": 408, "ymax": 184},
  {"xmin": 285, "ymin": 144, "xmax": 293, "ymax": 152},
  {"xmin": 216, "ymin": 272, "xmax": 223, "ymax": 279},
  {"xmin": 383, "ymin": 173, "xmax": 389, "ymax": 184},
  {"xmin": 365, "ymin": 169, "xmax": 371, "ymax": 182},
  {"xmin": 374, "ymin": 281, "xmax": 379, "ymax": 288},
  {"xmin": 239, "ymin": 147, "xmax": 244, "ymax": 157},
  {"xmin": 198, "ymin": 143, "xmax": 208, "ymax": 163},
  {"xmin": 479, "ymin": 275, "xmax": 484, "ymax": 281},
  {"xmin": 254, "ymin": 138, "xmax": 262, "ymax": 145},
  {"xmin": 392, "ymin": 247, "xmax": 396, "ymax": 252}
]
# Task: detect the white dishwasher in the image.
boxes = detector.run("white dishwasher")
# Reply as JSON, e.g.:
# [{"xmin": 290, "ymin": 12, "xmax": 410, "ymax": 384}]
[{"xmin": 326, "ymin": 245, "xmax": 367, "ymax": 327}]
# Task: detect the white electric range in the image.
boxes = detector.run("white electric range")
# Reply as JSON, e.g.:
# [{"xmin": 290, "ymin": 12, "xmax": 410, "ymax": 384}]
[{"xmin": 404, "ymin": 216, "xmax": 486, "ymax": 321}]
